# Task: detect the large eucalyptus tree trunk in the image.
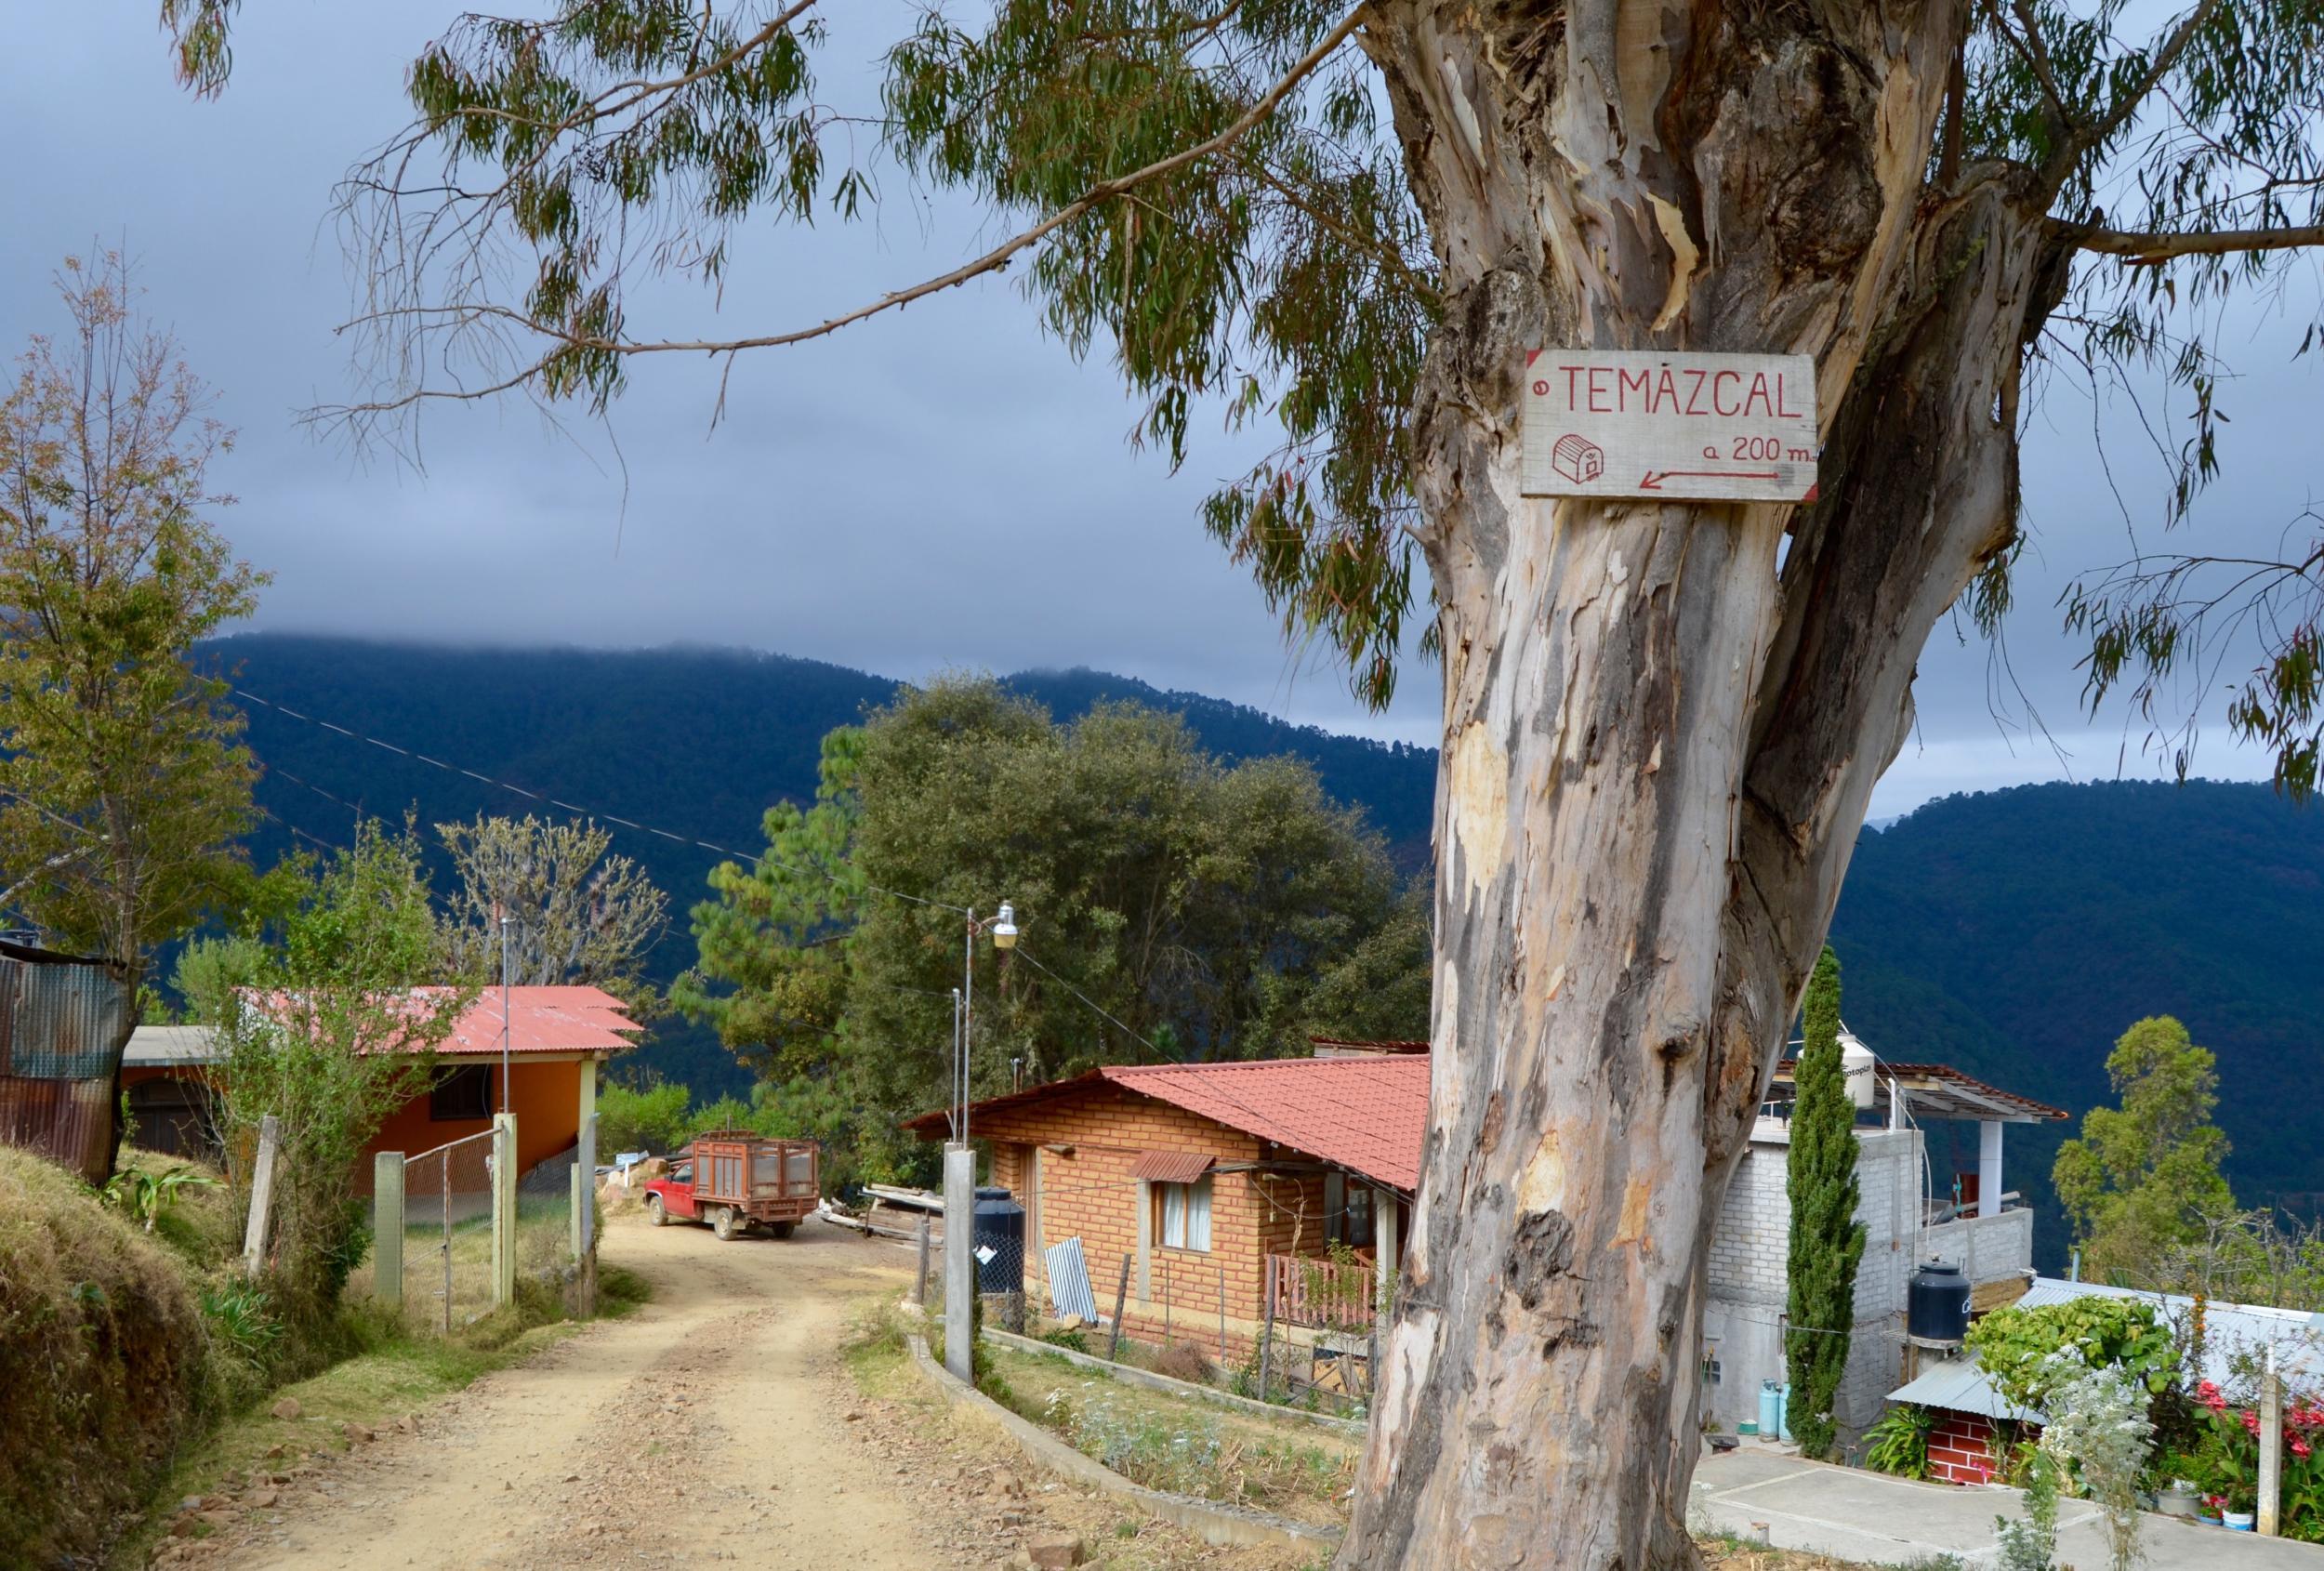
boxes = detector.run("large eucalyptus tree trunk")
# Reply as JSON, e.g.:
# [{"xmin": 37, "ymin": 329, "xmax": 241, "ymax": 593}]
[{"xmin": 1342, "ymin": 4, "xmax": 2057, "ymax": 1564}]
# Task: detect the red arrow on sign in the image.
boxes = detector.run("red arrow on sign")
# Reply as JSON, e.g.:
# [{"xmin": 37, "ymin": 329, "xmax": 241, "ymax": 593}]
[{"xmin": 1639, "ymin": 469, "xmax": 1781, "ymax": 490}]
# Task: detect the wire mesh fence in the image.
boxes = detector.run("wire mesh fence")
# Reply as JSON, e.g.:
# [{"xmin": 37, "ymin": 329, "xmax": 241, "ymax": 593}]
[{"xmin": 399, "ymin": 1129, "xmax": 496, "ymax": 1334}]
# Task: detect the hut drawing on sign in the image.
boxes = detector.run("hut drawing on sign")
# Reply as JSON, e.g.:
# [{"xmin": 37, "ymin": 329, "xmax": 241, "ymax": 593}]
[{"xmin": 1550, "ymin": 433, "xmax": 1604, "ymax": 483}]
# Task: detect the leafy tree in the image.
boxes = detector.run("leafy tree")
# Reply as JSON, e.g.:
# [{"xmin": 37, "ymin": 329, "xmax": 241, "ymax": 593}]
[
  {"xmin": 181, "ymin": 820, "xmax": 469, "ymax": 1320},
  {"xmin": 669, "ymin": 727, "xmax": 864, "ymax": 1083},
  {"xmin": 0, "ymin": 250, "xmax": 265, "ymax": 1004},
  {"xmin": 2053, "ymin": 1015, "xmax": 2238, "ymax": 1282},
  {"xmin": 1785, "ymin": 947, "xmax": 1864, "ymax": 1459},
  {"xmin": 435, "ymin": 812, "xmax": 669, "ymax": 1003},
  {"xmin": 167, "ymin": 0, "xmax": 2324, "ymax": 1554},
  {"xmin": 680, "ymin": 679, "xmax": 1427, "ymax": 1155}
]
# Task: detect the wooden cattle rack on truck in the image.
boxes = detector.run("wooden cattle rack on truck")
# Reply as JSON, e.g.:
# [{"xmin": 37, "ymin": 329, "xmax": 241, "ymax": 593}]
[{"xmin": 640, "ymin": 1131, "xmax": 819, "ymax": 1240}]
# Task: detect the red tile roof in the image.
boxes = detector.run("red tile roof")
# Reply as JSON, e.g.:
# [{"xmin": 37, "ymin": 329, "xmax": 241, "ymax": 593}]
[{"xmin": 906, "ymin": 1055, "xmax": 1433, "ymax": 1193}]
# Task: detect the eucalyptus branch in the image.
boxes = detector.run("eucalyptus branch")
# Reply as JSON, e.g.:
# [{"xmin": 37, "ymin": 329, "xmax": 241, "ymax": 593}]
[
  {"xmin": 2049, "ymin": 0, "xmax": 2225, "ymax": 188},
  {"xmin": 324, "ymin": 7, "xmax": 1367, "ymax": 420},
  {"xmin": 2071, "ymin": 220, "xmax": 2324, "ymax": 261}
]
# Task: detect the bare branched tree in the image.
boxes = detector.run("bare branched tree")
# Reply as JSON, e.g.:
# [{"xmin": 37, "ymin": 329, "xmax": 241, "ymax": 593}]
[{"xmin": 436, "ymin": 812, "xmax": 669, "ymax": 1002}]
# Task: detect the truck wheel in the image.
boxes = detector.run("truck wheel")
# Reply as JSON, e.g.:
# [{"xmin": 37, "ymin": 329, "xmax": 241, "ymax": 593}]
[
  {"xmin": 644, "ymin": 1194, "xmax": 666, "ymax": 1227},
  {"xmin": 768, "ymin": 1221, "xmax": 796, "ymax": 1240},
  {"xmin": 712, "ymin": 1207, "xmax": 739, "ymax": 1241}
]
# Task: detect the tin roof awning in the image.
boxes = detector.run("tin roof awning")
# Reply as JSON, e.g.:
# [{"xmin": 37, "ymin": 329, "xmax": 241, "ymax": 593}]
[
  {"xmin": 1770, "ymin": 1060, "xmax": 2067, "ymax": 1123},
  {"xmin": 1129, "ymin": 1150, "xmax": 1217, "ymax": 1184}
]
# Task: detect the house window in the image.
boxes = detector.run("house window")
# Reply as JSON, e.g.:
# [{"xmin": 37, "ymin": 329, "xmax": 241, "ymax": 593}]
[
  {"xmin": 1325, "ymin": 1172, "xmax": 1376, "ymax": 1249},
  {"xmin": 1157, "ymin": 1176, "xmax": 1212, "ymax": 1251},
  {"xmin": 429, "ymin": 1064, "xmax": 492, "ymax": 1121}
]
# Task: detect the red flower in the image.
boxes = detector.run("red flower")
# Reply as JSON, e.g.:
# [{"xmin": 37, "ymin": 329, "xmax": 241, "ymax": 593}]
[
  {"xmin": 2244, "ymin": 1409, "xmax": 2263, "ymax": 1435},
  {"xmin": 2293, "ymin": 1438, "xmax": 2314, "ymax": 1459}
]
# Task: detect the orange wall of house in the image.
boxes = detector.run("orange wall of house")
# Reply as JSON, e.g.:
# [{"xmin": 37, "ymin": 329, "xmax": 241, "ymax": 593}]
[
  {"xmin": 367, "ymin": 1058, "xmax": 582, "ymax": 1182},
  {"xmin": 976, "ymin": 1083, "xmax": 1271, "ymax": 1327}
]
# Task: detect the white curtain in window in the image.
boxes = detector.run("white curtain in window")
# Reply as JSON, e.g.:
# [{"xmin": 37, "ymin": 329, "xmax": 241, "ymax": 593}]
[{"xmin": 1162, "ymin": 1178, "xmax": 1212, "ymax": 1250}]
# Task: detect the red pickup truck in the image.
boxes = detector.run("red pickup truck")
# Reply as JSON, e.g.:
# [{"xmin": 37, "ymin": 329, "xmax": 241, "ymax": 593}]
[{"xmin": 640, "ymin": 1131, "xmax": 820, "ymax": 1241}]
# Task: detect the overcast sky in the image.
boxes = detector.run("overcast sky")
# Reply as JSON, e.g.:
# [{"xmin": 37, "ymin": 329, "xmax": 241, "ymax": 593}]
[{"xmin": 4, "ymin": 2, "xmax": 2317, "ymax": 820}]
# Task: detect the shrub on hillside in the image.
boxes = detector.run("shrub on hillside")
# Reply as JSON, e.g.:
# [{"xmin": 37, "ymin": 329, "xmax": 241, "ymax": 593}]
[{"xmin": 0, "ymin": 1146, "xmax": 221, "ymax": 1563}]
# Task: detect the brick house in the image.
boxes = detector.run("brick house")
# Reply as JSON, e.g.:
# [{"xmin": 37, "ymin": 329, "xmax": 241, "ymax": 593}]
[
  {"xmin": 909, "ymin": 1036, "xmax": 2062, "ymax": 1425},
  {"xmin": 903, "ymin": 1044, "xmax": 1424, "ymax": 1365}
]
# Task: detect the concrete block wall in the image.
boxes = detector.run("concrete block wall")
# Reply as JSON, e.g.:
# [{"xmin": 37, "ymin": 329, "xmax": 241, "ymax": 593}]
[{"xmin": 1705, "ymin": 1124, "xmax": 1931, "ymax": 1444}]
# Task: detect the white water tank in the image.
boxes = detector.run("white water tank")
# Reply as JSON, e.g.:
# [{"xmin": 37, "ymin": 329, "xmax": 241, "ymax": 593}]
[{"xmin": 1839, "ymin": 1031, "xmax": 1878, "ymax": 1111}]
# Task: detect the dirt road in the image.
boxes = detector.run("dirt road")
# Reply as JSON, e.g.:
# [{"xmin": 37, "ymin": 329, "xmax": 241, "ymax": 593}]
[{"xmin": 189, "ymin": 1216, "xmax": 1072, "ymax": 1570}]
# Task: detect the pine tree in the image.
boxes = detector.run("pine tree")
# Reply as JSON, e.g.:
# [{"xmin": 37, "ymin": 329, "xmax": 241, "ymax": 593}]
[{"xmin": 1786, "ymin": 946, "xmax": 1864, "ymax": 1459}]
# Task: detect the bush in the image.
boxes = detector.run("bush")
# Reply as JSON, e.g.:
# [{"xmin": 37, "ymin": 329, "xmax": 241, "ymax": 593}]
[
  {"xmin": 1039, "ymin": 1326, "xmax": 1090, "ymax": 1354},
  {"xmin": 598, "ymin": 1078, "xmax": 694, "ymax": 1155},
  {"xmin": 1152, "ymin": 1340, "xmax": 1217, "ymax": 1386},
  {"xmin": 1864, "ymin": 1403, "xmax": 1936, "ymax": 1480},
  {"xmin": 0, "ymin": 1145, "xmax": 221, "ymax": 1564}
]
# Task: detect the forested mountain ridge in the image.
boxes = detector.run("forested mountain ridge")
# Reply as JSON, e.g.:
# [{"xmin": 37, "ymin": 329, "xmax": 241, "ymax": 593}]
[
  {"xmin": 201, "ymin": 637, "xmax": 2321, "ymax": 1270},
  {"xmin": 1831, "ymin": 780, "xmax": 2324, "ymax": 1266}
]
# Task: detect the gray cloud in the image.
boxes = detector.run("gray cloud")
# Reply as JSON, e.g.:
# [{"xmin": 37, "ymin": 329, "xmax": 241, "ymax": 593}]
[{"xmin": 4, "ymin": 1, "xmax": 2317, "ymax": 816}]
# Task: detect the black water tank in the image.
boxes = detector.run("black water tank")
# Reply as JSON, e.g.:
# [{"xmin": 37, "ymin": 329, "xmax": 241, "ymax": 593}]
[
  {"xmin": 1908, "ymin": 1260, "xmax": 1972, "ymax": 1342},
  {"xmin": 972, "ymin": 1185, "xmax": 1025, "ymax": 1294}
]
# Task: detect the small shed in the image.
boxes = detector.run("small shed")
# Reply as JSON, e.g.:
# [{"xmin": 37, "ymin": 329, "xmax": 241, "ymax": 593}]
[{"xmin": 0, "ymin": 939, "xmax": 135, "ymax": 1182}]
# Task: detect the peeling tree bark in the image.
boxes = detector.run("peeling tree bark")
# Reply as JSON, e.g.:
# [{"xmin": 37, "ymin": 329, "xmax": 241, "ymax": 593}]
[{"xmin": 1340, "ymin": 3, "xmax": 2056, "ymax": 1565}]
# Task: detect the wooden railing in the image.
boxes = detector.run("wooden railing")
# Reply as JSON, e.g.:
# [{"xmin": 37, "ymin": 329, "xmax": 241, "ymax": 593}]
[{"xmin": 1267, "ymin": 1252, "xmax": 1377, "ymax": 1330}]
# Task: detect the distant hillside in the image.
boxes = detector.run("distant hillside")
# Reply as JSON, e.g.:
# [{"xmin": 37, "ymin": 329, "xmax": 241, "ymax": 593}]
[
  {"xmin": 195, "ymin": 635, "xmax": 1437, "ymax": 1097},
  {"xmin": 197, "ymin": 639, "xmax": 2324, "ymax": 1273},
  {"xmin": 1829, "ymin": 780, "xmax": 2324, "ymax": 1268}
]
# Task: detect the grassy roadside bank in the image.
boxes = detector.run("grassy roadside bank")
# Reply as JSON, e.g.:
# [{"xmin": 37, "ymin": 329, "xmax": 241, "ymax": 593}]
[{"xmin": 0, "ymin": 1140, "xmax": 645, "ymax": 1568}]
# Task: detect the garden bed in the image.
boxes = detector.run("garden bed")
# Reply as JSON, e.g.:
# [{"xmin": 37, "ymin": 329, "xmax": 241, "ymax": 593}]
[{"xmin": 984, "ymin": 1345, "xmax": 1358, "ymax": 1528}]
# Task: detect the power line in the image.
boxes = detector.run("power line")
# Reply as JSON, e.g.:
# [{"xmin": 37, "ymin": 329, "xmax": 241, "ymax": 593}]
[{"xmin": 231, "ymin": 685, "xmax": 968, "ymax": 917}]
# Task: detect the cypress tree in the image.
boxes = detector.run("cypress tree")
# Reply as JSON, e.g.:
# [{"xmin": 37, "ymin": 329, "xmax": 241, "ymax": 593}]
[{"xmin": 1785, "ymin": 945, "xmax": 1864, "ymax": 1459}]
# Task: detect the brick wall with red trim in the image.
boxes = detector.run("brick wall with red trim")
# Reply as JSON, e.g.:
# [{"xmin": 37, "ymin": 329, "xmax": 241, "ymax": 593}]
[{"xmin": 1925, "ymin": 1408, "xmax": 2022, "ymax": 1485}]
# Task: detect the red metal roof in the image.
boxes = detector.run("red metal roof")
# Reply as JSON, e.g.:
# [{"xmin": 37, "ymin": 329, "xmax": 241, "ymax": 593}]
[
  {"xmin": 230, "ymin": 985, "xmax": 641, "ymax": 1059},
  {"xmin": 1129, "ymin": 1149, "xmax": 1218, "ymax": 1183},
  {"xmin": 905, "ymin": 1055, "xmax": 1433, "ymax": 1193}
]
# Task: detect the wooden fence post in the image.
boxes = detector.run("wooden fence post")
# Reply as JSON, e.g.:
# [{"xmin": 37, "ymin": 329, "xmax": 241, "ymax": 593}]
[
  {"xmin": 1216, "ymin": 1267, "xmax": 1226, "ymax": 1365},
  {"xmin": 1260, "ymin": 1271, "xmax": 1276, "ymax": 1399},
  {"xmin": 242, "ymin": 1114, "xmax": 281, "ymax": 1278},
  {"xmin": 2261, "ymin": 1348, "xmax": 2283, "ymax": 1536},
  {"xmin": 373, "ymin": 1152, "xmax": 404, "ymax": 1310},
  {"xmin": 1107, "ymin": 1253, "xmax": 1131, "ymax": 1363},
  {"xmin": 491, "ymin": 1114, "xmax": 518, "ymax": 1308},
  {"xmin": 914, "ymin": 1213, "xmax": 932, "ymax": 1310}
]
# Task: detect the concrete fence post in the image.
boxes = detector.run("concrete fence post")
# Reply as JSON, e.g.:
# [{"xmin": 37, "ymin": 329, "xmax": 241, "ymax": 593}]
[
  {"xmin": 373, "ymin": 1152, "xmax": 405, "ymax": 1309},
  {"xmin": 491, "ymin": 1113, "xmax": 519, "ymax": 1308},
  {"xmin": 575, "ymin": 1113, "xmax": 598, "ymax": 1317},
  {"xmin": 944, "ymin": 1143, "xmax": 975, "ymax": 1383},
  {"xmin": 242, "ymin": 1114, "xmax": 281, "ymax": 1278}
]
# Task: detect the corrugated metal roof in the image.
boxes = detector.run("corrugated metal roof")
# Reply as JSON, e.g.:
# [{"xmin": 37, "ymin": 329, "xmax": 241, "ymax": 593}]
[
  {"xmin": 128, "ymin": 986, "xmax": 641, "ymax": 1063},
  {"xmin": 1129, "ymin": 1149, "xmax": 1217, "ymax": 1183},
  {"xmin": 1890, "ymin": 1276, "xmax": 2324, "ymax": 1418},
  {"xmin": 1888, "ymin": 1356, "xmax": 2040, "ymax": 1422},
  {"xmin": 1770, "ymin": 1060, "xmax": 2068, "ymax": 1123}
]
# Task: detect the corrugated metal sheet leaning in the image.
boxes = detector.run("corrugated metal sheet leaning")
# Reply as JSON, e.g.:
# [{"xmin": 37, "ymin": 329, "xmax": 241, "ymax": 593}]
[{"xmin": 0, "ymin": 938, "xmax": 135, "ymax": 1182}]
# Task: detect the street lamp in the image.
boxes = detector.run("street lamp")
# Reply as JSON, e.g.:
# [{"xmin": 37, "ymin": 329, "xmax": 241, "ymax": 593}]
[
  {"xmin": 943, "ymin": 898, "xmax": 1017, "ymax": 1386},
  {"xmin": 955, "ymin": 902, "xmax": 1020, "ymax": 1149}
]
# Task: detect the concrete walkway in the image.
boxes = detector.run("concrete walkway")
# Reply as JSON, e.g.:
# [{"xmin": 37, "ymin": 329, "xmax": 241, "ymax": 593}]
[{"xmin": 1693, "ymin": 1445, "xmax": 2324, "ymax": 1568}]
